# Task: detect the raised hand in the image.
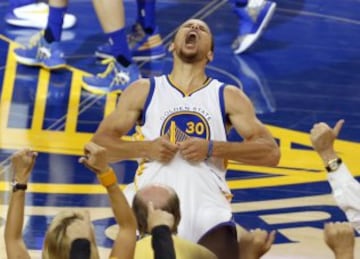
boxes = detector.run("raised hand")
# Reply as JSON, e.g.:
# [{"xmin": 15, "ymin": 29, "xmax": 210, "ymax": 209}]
[
  {"xmin": 238, "ymin": 229, "xmax": 276, "ymax": 259},
  {"xmin": 147, "ymin": 201, "xmax": 175, "ymax": 233},
  {"xmin": 11, "ymin": 148, "xmax": 38, "ymax": 184},
  {"xmin": 310, "ymin": 119, "xmax": 344, "ymax": 162},
  {"xmin": 324, "ymin": 222, "xmax": 355, "ymax": 259},
  {"xmin": 79, "ymin": 141, "xmax": 109, "ymax": 174}
]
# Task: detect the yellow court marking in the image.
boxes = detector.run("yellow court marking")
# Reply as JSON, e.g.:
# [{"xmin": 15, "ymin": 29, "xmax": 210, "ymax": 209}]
[
  {"xmin": 65, "ymin": 70, "xmax": 83, "ymax": 132},
  {"xmin": 0, "ymin": 38, "xmax": 124, "ymax": 155},
  {"xmin": 104, "ymin": 93, "xmax": 118, "ymax": 117},
  {"xmin": 0, "ymin": 35, "xmax": 18, "ymax": 44},
  {"xmin": 32, "ymin": 69, "xmax": 50, "ymax": 131},
  {"xmin": 225, "ymin": 125, "xmax": 360, "ymax": 189},
  {"xmin": 0, "ymin": 39, "xmax": 17, "ymax": 130}
]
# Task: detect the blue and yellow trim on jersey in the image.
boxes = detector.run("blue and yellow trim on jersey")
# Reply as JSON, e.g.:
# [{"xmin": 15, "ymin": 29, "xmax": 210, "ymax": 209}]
[
  {"xmin": 139, "ymin": 77, "xmax": 156, "ymax": 126},
  {"xmin": 166, "ymin": 75, "xmax": 212, "ymax": 97},
  {"xmin": 218, "ymin": 84, "xmax": 227, "ymax": 126}
]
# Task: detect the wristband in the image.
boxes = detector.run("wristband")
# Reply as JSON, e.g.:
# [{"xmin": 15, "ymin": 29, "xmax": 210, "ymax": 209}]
[
  {"xmin": 325, "ymin": 158, "xmax": 342, "ymax": 172},
  {"xmin": 97, "ymin": 168, "xmax": 117, "ymax": 187},
  {"xmin": 12, "ymin": 181, "xmax": 28, "ymax": 192},
  {"xmin": 207, "ymin": 140, "xmax": 214, "ymax": 159}
]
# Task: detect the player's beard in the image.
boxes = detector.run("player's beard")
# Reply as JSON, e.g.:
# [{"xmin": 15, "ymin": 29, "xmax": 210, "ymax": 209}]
[
  {"xmin": 178, "ymin": 47, "xmax": 202, "ymax": 63},
  {"xmin": 179, "ymin": 50, "xmax": 198, "ymax": 63}
]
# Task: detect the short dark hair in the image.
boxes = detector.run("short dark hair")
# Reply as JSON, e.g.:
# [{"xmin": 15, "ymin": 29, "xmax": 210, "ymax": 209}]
[{"xmin": 132, "ymin": 190, "xmax": 181, "ymax": 237}]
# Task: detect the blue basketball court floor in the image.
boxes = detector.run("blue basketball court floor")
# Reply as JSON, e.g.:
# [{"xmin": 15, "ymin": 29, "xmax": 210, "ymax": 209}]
[{"xmin": 0, "ymin": 0, "xmax": 359, "ymax": 258}]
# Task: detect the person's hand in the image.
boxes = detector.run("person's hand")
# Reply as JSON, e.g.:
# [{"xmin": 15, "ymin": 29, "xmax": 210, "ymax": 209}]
[
  {"xmin": 147, "ymin": 201, "xmax": 175, "ymax": 232},
  {"xmin": 238, "ymin": 229, "xmax": 276, "ymax": 259},
  {"xmin": 148, "ymin": 136, "xmax": 178, "ymax": 163},
  {"xmin": 11, "ymin": 148, "xmax": 38, "ymax": 184},
  {"xmin": 310, "ymin": 120, "xmax": 344, "ymax": 163},
  {"xmin": 79, "ymin": 142, "xmax": 109, "ymax": 174},
  {"xmin": 178, "ymin": 137, "xmax": 209, "ymax": 162},
  {"xmin": 324, "ymin": 222, "xmax": 355, "ymax": 259}
]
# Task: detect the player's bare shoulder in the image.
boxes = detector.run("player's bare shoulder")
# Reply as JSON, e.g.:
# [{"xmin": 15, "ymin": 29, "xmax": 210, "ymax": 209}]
[
  {"xmin": 223, "ymin": 84, "xmax": 251, "ymax": 104},
  {"xmin": 118, "ymin": 78, "xmax": 151, "ymax": 108},
  {"xmin": 223, "ymin": 84, "xmax": 245, "ymax": 98},
  {"xmin": 122, "ymin": 78, "xmax": 151, "ymax": 97},
  {"xmin": 223, "ymin": 84, "xmax": 254, "ymax": 114}
]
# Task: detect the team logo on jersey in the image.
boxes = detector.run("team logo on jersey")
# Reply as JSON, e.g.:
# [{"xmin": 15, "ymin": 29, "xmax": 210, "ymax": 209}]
[{"xmin": 161, "ymin": 111, "xmax": 211, "ymax": 141}]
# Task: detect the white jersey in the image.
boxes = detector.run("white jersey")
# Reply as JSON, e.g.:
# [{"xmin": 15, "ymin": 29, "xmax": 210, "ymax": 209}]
[
  {"xmin": 327, "ymin": 163, "xmax": 360, "ymax": 233},
  {"xmin": 124, "ymin": 75, "xmax": 233, "ymax": 242}
]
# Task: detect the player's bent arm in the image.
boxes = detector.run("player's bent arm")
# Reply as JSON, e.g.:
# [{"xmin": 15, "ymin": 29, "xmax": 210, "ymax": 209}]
[
  {"xmin": 92, "ymin": 79, "xmax": 154, "ymax": 162},
  {"xmin": 212, "ymin": 86, "xmax": 280, "ymax": 166}
]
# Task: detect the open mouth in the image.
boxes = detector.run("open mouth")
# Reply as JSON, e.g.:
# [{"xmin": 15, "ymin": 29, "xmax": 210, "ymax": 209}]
[{"xmin": 185, "ymin": 31, "xmax": 198, "ymax": 45}]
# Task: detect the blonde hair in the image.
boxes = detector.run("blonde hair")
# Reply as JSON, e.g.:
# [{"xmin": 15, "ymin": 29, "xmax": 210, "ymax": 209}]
[{"xmin": 42, "ymin": 210, "xmax": 99, "ymax": 259}]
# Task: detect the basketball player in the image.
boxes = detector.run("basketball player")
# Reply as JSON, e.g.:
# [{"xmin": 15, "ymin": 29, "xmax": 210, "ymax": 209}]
[{"xmin": 91, "ymin": 19, "xmax": 280, "ymax": 259}]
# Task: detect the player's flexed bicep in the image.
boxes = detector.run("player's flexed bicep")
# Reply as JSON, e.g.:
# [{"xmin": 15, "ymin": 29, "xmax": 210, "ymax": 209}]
[
  {"xmin": 225, "ymin": 85, "xmax": 264, "ymax": 140},
  {"xmin": 113, "ymin": 79, "xmax": 151, "ymax": 134},
  {"xmin": 91, "ymin": 79, "xmax": 151, "ymax": 162},
  {"xmin": 220, "ymin": 85, "xmax": 280, "ymax": 166}
]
